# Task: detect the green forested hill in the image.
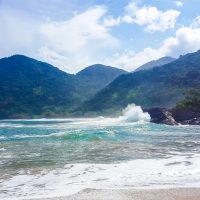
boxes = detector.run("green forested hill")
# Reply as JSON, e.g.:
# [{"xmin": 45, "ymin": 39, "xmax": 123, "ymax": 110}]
[
  {"xmin": 0, "ymin": 55, "xmax": 77, "ymax": 118},
  {"xmin": 76, "ymin": 64, "xmax": 127, "ymax": 99},
  {"xmin": 80, "ymin": 50, "xmax": 200, "ymax": 115},
  {"xmin": 1, "ymin": 50, "xmax": 200, "ymax": 118},
  {"xmin": 0, "ymin": 55, "xmax": 126, "ymax": 118}
]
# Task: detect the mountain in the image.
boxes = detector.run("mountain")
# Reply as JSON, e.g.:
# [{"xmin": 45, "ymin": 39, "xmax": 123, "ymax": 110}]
[
  {"xmin": 76, "ymin": 64, "xmax": 127, "ymax": 98},
  {"xmin": 134, "ymin": 56, "xmax": 176, "ymax": 72},
  {"xmin": 0, "ymin": 55, "xmax": 78, "ymax": 118},
  {"xmin": 80, "ymin": 50, "xmax": 200, "ymax": 115},
  {"xmin": 0, "ymin": 55, "xmax": 126, "ymax": 119}
]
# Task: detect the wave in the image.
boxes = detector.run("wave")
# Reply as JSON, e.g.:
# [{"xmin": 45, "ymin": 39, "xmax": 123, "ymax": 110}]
[
  {"xmin": 0, "ymin": 104, "xmax": 150, "ymax": 130},
  {"xmin": 118, "ymin": 104, "xmax": 150, "ymax": 123},
  {"xmin": 0, "ymin": 136, "xmax": 7, "ymax": 140},
  {"xmin": 1, "ymin": 154, "xmax": 200, "ymax": 200},
  {"xmin": 0, "ymin": 134, "xmax": 49, "ymax": 140},
  {"xmin": 49, "ymin": 130, "xmax": 114, "ymax": 141},
  {"xmin": 0, "ymin": 131, "xmax": 107, "ymax": 141},
  {"xmin": 49, "ymin": 131, "xmax": 92, "ymax": 140},
  {"xmin": 13, "ymin": 134, "xmax": 49, "ymax": 139},
  {"xmin": 94, "ymin": 104, "xmax": 151, "ymax": 125},
  {"xmin": 55, "ymin": 104, "xmax": 151, "ymax": 128}
]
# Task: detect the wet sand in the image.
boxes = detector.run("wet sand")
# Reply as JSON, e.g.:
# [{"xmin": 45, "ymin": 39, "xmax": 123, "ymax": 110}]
[{"xmin": 32, "ymin": 188, "xmax": 200, "ymax": 200}]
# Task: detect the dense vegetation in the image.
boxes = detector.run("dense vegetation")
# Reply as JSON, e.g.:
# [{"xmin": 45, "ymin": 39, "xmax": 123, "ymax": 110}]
[
  {"xmin": 0, "ymin": 55, "xmax": 126, "ymax": 119},
  {"xmin": 76, "ymin": 64, "xmax": 127, "ymax": 100},
  {"xmin": 176, "ymin": 89, "xmax": 200, "ymax": 112},
  {"xmin": 80, "ymin": 50, "xmax": 200, "ymax": 115},
  {"xmin": 1, "ymin": 50, "xmax": 200, "ymax": 119},
  {"xmin": 0, "ymin": 55, "xmax": 77, "ymax": 118}
]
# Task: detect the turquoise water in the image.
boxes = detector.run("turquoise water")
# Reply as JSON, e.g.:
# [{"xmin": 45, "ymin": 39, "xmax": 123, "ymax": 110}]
[{"xmin": 0, "ymin": 118, "xmax": 200, "ymax": 199}]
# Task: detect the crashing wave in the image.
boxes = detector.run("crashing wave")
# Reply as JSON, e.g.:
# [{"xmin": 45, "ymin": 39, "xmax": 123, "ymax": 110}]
[{"xmin": 118, "ymin": 104, "xmax": 151, "ymax": 123}]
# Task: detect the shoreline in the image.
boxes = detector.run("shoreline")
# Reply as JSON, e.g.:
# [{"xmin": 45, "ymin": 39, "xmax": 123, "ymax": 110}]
[{"xmin": 30, "ymin": 188, "xmax": 200, "ymax": 200}]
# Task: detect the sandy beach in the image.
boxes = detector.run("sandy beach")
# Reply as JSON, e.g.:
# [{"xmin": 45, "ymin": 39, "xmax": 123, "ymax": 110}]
[{"xmin": 32, "ymin": 188, "xmax": 200, "ymax": 200}]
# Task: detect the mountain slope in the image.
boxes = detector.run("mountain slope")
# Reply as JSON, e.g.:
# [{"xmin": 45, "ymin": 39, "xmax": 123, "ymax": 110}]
[
  {"xmin": 0, "ymin": 55, "xmax": 78, "ymax": 118},
  {"xmin": 76, "ymin": 64, "xmax": 127, "ymax": 98},
  {"xmin": 0, "ymin": 55, "xmax": 126, "ymax": 118},
  {"xmin": 134, "ymin": 56, "xmax": 176, "ymax": 72},
  {"xmin": 80, "ymin": 50, "xmax": 200, "ymax": 115}
]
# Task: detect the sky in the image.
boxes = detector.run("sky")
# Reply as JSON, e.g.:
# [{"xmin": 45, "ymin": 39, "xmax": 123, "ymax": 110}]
[{"xmin": 0, "ymin": 0, "xmax": 200, "ymax": 73}]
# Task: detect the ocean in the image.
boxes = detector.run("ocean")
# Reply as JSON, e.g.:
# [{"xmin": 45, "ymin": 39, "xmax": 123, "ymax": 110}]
[{"xmin": 0, "ymin": 105, "xmax": 200, "ymax": 199}]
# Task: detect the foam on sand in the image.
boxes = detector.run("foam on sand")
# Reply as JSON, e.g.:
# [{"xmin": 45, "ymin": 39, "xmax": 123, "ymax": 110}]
[{"xmin": 1, "ymin": 155, "xmax": 200, "ymax": 200}]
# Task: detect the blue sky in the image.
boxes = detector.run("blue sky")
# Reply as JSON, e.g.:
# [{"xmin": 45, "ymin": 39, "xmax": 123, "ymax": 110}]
[{"xmin": 0, "ymin": 0, "xmax": 200, "ymax": 73}]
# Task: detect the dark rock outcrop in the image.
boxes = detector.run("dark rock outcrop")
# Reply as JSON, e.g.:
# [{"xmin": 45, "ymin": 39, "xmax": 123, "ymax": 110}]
[
  {"xmin": 146, "ymin": 107, "xmax": 200, "ymax": 125},
  {"xmin": 146, "ymin": 108, "xmax": 178, "ymax": 125},
  {"xmin": 181, "ymin": 117, "xmax": 200, "ymax": 125},
  {"xmin": 171, "ymin": 108, "xmax": 200, "ymax": 123}
]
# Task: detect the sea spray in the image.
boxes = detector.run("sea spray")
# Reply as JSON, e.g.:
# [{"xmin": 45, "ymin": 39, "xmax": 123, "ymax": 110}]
[
  {"xmin": 119, "ymin": 104, "xmax": 151, "ymax": 123},
  {"xmin": 95, "ymin": 104, "xmax": 151, "ymax": 125},
  {"xmin": 50, "ymin": 104, "xmax": 151, "ymax": 127}
]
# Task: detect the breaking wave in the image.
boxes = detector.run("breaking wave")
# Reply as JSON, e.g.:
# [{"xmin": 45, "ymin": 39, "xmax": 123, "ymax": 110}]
[
  {"xmin": 67, "ymin": 104, "xmax": 151, "ymax": 127},
  {"xmin": 118, "ymin": 104, "xmax": 151, "ymax": 123}
]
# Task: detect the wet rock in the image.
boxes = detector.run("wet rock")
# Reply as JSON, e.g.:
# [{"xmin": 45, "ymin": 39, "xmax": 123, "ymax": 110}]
[
  {"xmin": 145, "ymin": 108, "xmax": 178, "ymax": 125},
  {"xmin": 171, "ymin": 108, "xmax": 200, "ymax": 125},
  {"xmin": 181, "ymin": 117, "xmax": 200, "ymax": 125},
  {"xmin": 146, "ymin": 107, "xmax": 200, "ymax": 125}
]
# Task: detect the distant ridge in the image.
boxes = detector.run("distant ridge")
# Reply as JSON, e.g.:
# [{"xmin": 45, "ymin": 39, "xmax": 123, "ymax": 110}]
[
  {"xmin": 80, "ymin": 50, "xmax": 200, "ymax": 115},
  {"xmin": 77, "ymin": 64, "xmax": 126, "ymax": 78},
  {"xmin": 134, "ymin": 56, "xmax": 176, "ymax": 72},
  {"xmin": 75, "ymin": 64, "xmax": 127, "ymax": 101}
]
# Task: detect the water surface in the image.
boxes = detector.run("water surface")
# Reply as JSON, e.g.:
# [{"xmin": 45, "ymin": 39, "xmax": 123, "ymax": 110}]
[{"xmin": 0, "ymin": 118, "xmax": 200, "ymax": 199}]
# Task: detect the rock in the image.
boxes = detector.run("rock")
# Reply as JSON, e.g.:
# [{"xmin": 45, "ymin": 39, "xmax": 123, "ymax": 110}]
[
  {"xmin": 145, "ymin": 108, "xmax": 178, "ymax": 125},
  {"xmin": 171, "ymin": 108, "xmax": 200, "ymax": 123},
  {"xmin": 146, "ymin": 107, "xmax": 200, "ymax": 125},
  {"xmin": 182, "ymin": 117, "xmax": 200, "ymax": 125}
]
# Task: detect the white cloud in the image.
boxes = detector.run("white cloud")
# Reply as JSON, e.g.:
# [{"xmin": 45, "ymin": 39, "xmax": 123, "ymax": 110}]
[
  {"xmin": 106, "ymin": 48, "xmax": 165, "ymax": 71},
  {"xmin": 104, "ymin": 1, "xmax": 180, "ymax": 32},
  {"xmin": 0, "ymin": 0, "xmax": 198, "ymax": 74},
  {"xmin": 164, "ymin": 26, "xmax": 200, "ymax": 56},
  {"xmin": 0, "ymin": 4, "xmax": 120, "ymax": 73},
  {"xmin": 106, "ymin": 25, "xmax": 200, "ymax": 71},
  {"xmin": 175, "ymin": 1, "xmax": 183, "ymax": 7},
  {"xmin": 40, "ymin": 6, "xmax": 117, "ymax": 53},
  {"xmin": 38, "ymin": 6, "xmax": 120, "ymax": 73},
  {"xmin": 104, "ymin": 16, "xmax": 121, "ymax": 27},
  {"xmin": 123, "ymin": 2, "xmax": 180, "ymax": 32}
]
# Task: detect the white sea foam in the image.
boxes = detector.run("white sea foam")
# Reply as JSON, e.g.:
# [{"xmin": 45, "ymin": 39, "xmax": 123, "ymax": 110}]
[
  {"xmin": 51, "ymin": 104, "xmax": 151, "ymax": 128},
  {"xmin": 0, "ymin": 104, "xmax": 150, "ymax": 130},
  {"xmin": 0, "ymin": 136, "xmax": 7, "ymax": 140},
  {"xmin": 119, "ymin": 104, "xmax": 151, "ymax": 123},
  {"xmin": 0, "ymin": 134, "xmax": 49, "ymax": 140},
  {"xmin": 1, "ymin": 155, "xmax": 200, "ymax": 200},
  {"xmin": 12, "ymin": 134, "xmax": 49, "ymax": 139},
  {"xmin": 1, "ymin": 108, "xmax": 199, "ymax": 200}
]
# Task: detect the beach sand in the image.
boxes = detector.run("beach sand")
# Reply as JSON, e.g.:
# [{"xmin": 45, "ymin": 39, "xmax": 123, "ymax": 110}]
[{"xmin": 32, "ymin": 188, "xmax": 200, "ymax": 200}]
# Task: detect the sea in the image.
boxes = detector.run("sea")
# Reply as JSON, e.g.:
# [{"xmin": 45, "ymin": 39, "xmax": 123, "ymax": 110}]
[{"xmin": 0, "ymin": 104, "xmax": 200, "ymax": 200}]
